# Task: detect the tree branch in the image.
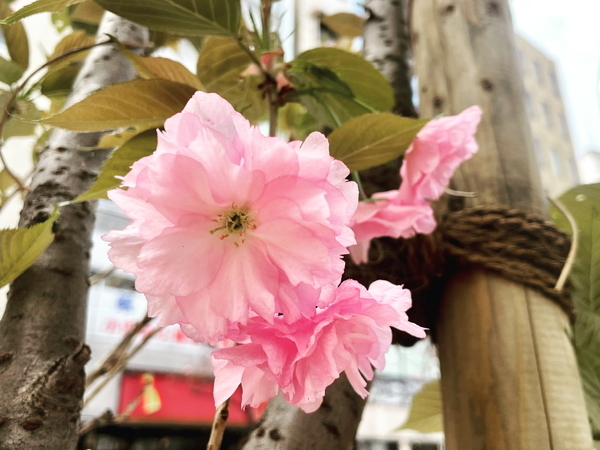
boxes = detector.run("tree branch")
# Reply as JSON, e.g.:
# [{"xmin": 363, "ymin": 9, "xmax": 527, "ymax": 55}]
[{"xmin": 0, "ymin": 13, "xmax": 149, "ymax": 449}]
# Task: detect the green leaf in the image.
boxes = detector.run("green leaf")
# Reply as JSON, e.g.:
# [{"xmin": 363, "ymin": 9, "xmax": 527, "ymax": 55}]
[
  {"xmin": 0, "ymin": 209, "xmax": 59, "ymax": 288},
  {"xmin": 74, "ymin": 130, "xmax": 157, "ymax": 202},
  {"xmin": 94, "ymin": 0, "xmax": 241, "ymax": 37},
  {"xmin": 320, "ymin": 12, "xmax": 364, "ymax": 38},
  {"xmin": 288, "ymin": 47, "xmax": 394, "ymax": 128},
  {"xmin": 0, "ymin": 168, "xmax": 15, "ymax": 198},
  {"xmin": 40, "ymin": 63, "xmax": 80, "ymax": 99},
  {"xmin": 49, "ymin": 29, "xmax": 95, "ymax": 59},
  {"xmin": 2, "ymin": 98, "xmax": 40, "ymax": 139},
  {"xmin": 328, "ymin": 113, "xmax": 428, "ymax": 171},
  {"xmin": 0, "ymin": 0, "xmax": 83, "ymax": 25},
  {"xmin": 397, "ymin": 380, "xmax": 444, "ymax": 433},
  {"xmin": 197, "ymin": 36, "xmax": 268, "ymax": 123},
  {"xmin": 70, "ymin": 0, "xmax": 104, "ymax": 25},
  {"xmin": 39, "ymin": 31, "xmax": 95, "ymax": 97},
  {"xmin": 552, "ymin": 183, "xmax": 600, "ymax": 437},
  {"xmin": 110, "ymin": 37, "xmax": 204, "ymax": 90},
  {"xmin": 0, "ymin": 56, "xmax": 25, "ymax": 84},
  {"xmin": 0, "ymin": 1, "xmax": 29, "ymax": 69},
  {"xmin": 40, "ymin": 78, "xmax": 196, "ymax": 131}
]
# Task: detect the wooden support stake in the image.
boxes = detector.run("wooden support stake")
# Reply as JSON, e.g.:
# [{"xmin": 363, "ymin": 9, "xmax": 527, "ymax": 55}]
[{"xmin": 410, "ymin": 1, "xmax": 593, "ymax": 448}]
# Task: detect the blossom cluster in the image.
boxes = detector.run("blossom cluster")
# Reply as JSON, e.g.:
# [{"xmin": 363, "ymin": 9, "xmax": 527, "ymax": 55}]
[
  {"xmin": 104, "ymin": 92, "xmax": 478, "ymax": 412},
  {"xmin": 348, "ymin": 106, "xmax": 482, "ymax": 264}
]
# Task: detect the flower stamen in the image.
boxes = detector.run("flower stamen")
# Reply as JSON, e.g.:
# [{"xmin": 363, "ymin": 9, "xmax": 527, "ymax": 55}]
[{"xmin": 210, "ymin": 205, "xmax": 255, "ymax": 245}]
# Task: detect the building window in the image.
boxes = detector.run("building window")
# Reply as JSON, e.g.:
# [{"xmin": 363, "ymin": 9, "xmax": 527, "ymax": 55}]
[
  {"xmin": 551, "ymin": 148, "xmax": 563, "ymax": 176},
  {"xmin": 533, "ymin": 138, "xmax": 543, "ymax": 165},
  {"xmin": 517, "ymin": 49, "xmax": 525, "ymax": 72},
  {"xmin": 550, "ymin": 71, "xmax": 560, "ymax": 96},
  {"xmin": 558, "ymin": 113, "xmax": 569, "ymax": 139},
  {"xmin": 534, "ymin": 61, "xmax": 544, "ymax": 84},
  {"xmin": 524, "ymin": 92, "xmax": 534, "ymax": 118},
  {"xmin": 542, "ymin": 103, "xmax": 552, "ymax": 127}
]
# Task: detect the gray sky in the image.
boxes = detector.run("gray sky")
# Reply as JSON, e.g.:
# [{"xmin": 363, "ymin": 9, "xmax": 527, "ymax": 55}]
[{"xmin": 510, "ymin": 0, "xmax": 600, "ymax": 158}]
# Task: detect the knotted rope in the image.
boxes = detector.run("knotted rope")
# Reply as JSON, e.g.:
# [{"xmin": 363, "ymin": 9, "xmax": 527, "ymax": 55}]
[{"xmin": 440, "ymin": 205, "xmax": 575, "ymax": 322}]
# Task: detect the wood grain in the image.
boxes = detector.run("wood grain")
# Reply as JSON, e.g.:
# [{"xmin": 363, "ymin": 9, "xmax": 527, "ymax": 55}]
[{"xmin": 411, "ymin": 1, "xmax": 593, "ymax": 448}]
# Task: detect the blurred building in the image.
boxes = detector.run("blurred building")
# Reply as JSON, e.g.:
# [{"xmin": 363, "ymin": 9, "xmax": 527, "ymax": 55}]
[{"xmin": 515, "ymin": 35, "xmax": 579, "ymax": 197}]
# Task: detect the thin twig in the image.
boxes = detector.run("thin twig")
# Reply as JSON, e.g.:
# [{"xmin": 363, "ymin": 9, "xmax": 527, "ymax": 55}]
[
  {"xmin": 548, "ymin": 196, "xmax": 579, "ymax": 292},
  {"xmin": 207, "ymin": 398, "xmax": 231, "ymax": 450},
  {"xmin": 86, "ymin": 314, "xmax": 153, "ymax": 387},
  {"xmin": 89, "ymin": 266, "xmax": 116, "ymax": 286},
  {"xmin": 268, "ymin": 87, "xmax": 279, "ymax": 137},
  {"xmin": 79, "ymin": 410, "xmax": 114, "ymax": 436},
  {"xmin": 84, "ymin": 325, "xmax": 161, "ymax": 406}
]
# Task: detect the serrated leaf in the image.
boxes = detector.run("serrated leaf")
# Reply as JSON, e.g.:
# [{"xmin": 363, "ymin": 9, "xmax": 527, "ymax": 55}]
[
  {"xmin": 40, "ymin": 63, "xmax": 80, "ymax": 98},
  {"xmin": 320, "ymin": 12, "xmax": 364, "ymax": 38},
  {"xmin": 40, "ymin": 31, "xmax": 95, "ymax": 92},
  {"xmin": 0, "ymin": 209, "xmax": 59, "ymax": 288},
  {"xmin": 142, "ymin": 57, "xmax": 204, "ymax": 90},
  {"xmin": 40, "ymin": 78, "xmax": 196, "ymax": 131},
  {"xmin": 328, "ymin": 113, "xmax": 428, "ymax": 171},
  {"xmin": 111, "ymin": 38, "xmax": 204, "ymax": 90},
  {"xmin": 2, "ymin": 98, "xmax": 40, "ymax": 139},
  {"xmin": 0, "ymin": 168, "xmax": 15, "ymax": 195},
  {"xmin": 70, "ymin": 0, "xmax": 104, "ymax": 25},
  {"xmin": 94, "ymin": 0, "xmax": 241, "ymax": 37},
  {"xmin": 97, "ymin": 128, "xmax": 140, "ymax": 148},
  {"xmin": 197, "ymin": 36, "xmax": 267, "ymax": 123},
  {"xmin": 0, "ymin": 1, "xmax": 29, "ymax": 69},
  {"xmin": 50, "ymin": 29, "xmax": 95, "ymax": 59},
  {"xmin": 0, "ymin": 56, "xmax": 25, "ymax": 84},
  {"xmin": 0, "ymin": 0, "xmax": 83, "ymax": 25},
  {"xmin": 397, "ymin": 380, "xmax": 444, "ymax": 433},
  {"xmin": 288, "ymin": 47, "xmax": 394, "ymax": 128},
  {"xmin": 74, "ymin": 130, "xmax": 157, "ymax": 202},
  {"xmin": 552, "ymin": 183, "xmax": 600, "ymax": 437}
]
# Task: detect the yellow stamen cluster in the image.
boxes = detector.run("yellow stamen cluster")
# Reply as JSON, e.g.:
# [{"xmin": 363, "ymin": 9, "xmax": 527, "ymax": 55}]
[{"xmin": 210, "ymin": 204, "xmax": 256, "ymax": 246}]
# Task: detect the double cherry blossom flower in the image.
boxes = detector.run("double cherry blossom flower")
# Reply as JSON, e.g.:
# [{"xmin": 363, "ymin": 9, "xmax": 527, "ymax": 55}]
[
  {"xmin": 104, "ymin": 92, "xmax": 478, "ymax": 412},
  {"xmin": 349, "ymin": 106, "xmax": 483, "ymax": 264}
]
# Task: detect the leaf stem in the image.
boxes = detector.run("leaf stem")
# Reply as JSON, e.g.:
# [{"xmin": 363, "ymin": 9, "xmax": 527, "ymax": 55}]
[
  {"xmin": 351, "ymin": 171, "xmax": 368, "ymax": 200},
  {"xmin": 548, "ymin": 196, "xmax": 579, "ymax": 292},
  {"xmin": 261, "ymin": 0, "xmax": 272, "ymax": 50}
]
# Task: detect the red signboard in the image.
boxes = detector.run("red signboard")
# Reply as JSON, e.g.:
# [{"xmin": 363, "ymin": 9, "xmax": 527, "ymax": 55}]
[{"xmin": 119, "ymin": 371, "xmax": 263, "ymax": 425}]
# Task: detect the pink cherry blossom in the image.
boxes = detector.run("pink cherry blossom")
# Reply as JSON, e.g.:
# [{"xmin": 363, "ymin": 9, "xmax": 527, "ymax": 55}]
[
  {"xmin": 103, "ymin": 92, "xmax": 358, "ymax": 344},
  {"xmin": 348, "ymin": 191, "xmax": 436, "ymax": 264},
  {"xmin": 398, "ymin": 105, "xmax": 482, "ymax": 203},
  {"xmin": 212, "ymin": 279, "xmax": 426, "ymax": 412},
  {"xmin": 348, "ymin": 106, "xmax": 482, "ymax": 264}
]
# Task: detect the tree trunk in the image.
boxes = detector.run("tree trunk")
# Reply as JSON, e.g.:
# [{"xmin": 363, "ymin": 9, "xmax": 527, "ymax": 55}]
[
  {"xmin": 363, "ymin": 0, "xmax": 417, "ymax": 118},
  {"xmin": 0, "ymin": 13, "xmax": 148, "ymax": 450},
  {"xmin": 410, "ymin": 1, "xmax": 593, "ymax": 448},
  {"xmin": 242, "ymin": 374, "xmax": 367, "ymax": 450}
]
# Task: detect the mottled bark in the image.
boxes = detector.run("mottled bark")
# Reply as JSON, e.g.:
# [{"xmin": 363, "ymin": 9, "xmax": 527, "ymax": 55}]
[
  {"xmin": 363, "ymin": 0, "xmax": 417, "ymax": 118},
  {"xmin": 0, "ymin": 14, "xmax": 148, "ymax": 450},
  {"xmin": 242, "ymin": 374, "xmax": 367, "ymax": 450}
]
